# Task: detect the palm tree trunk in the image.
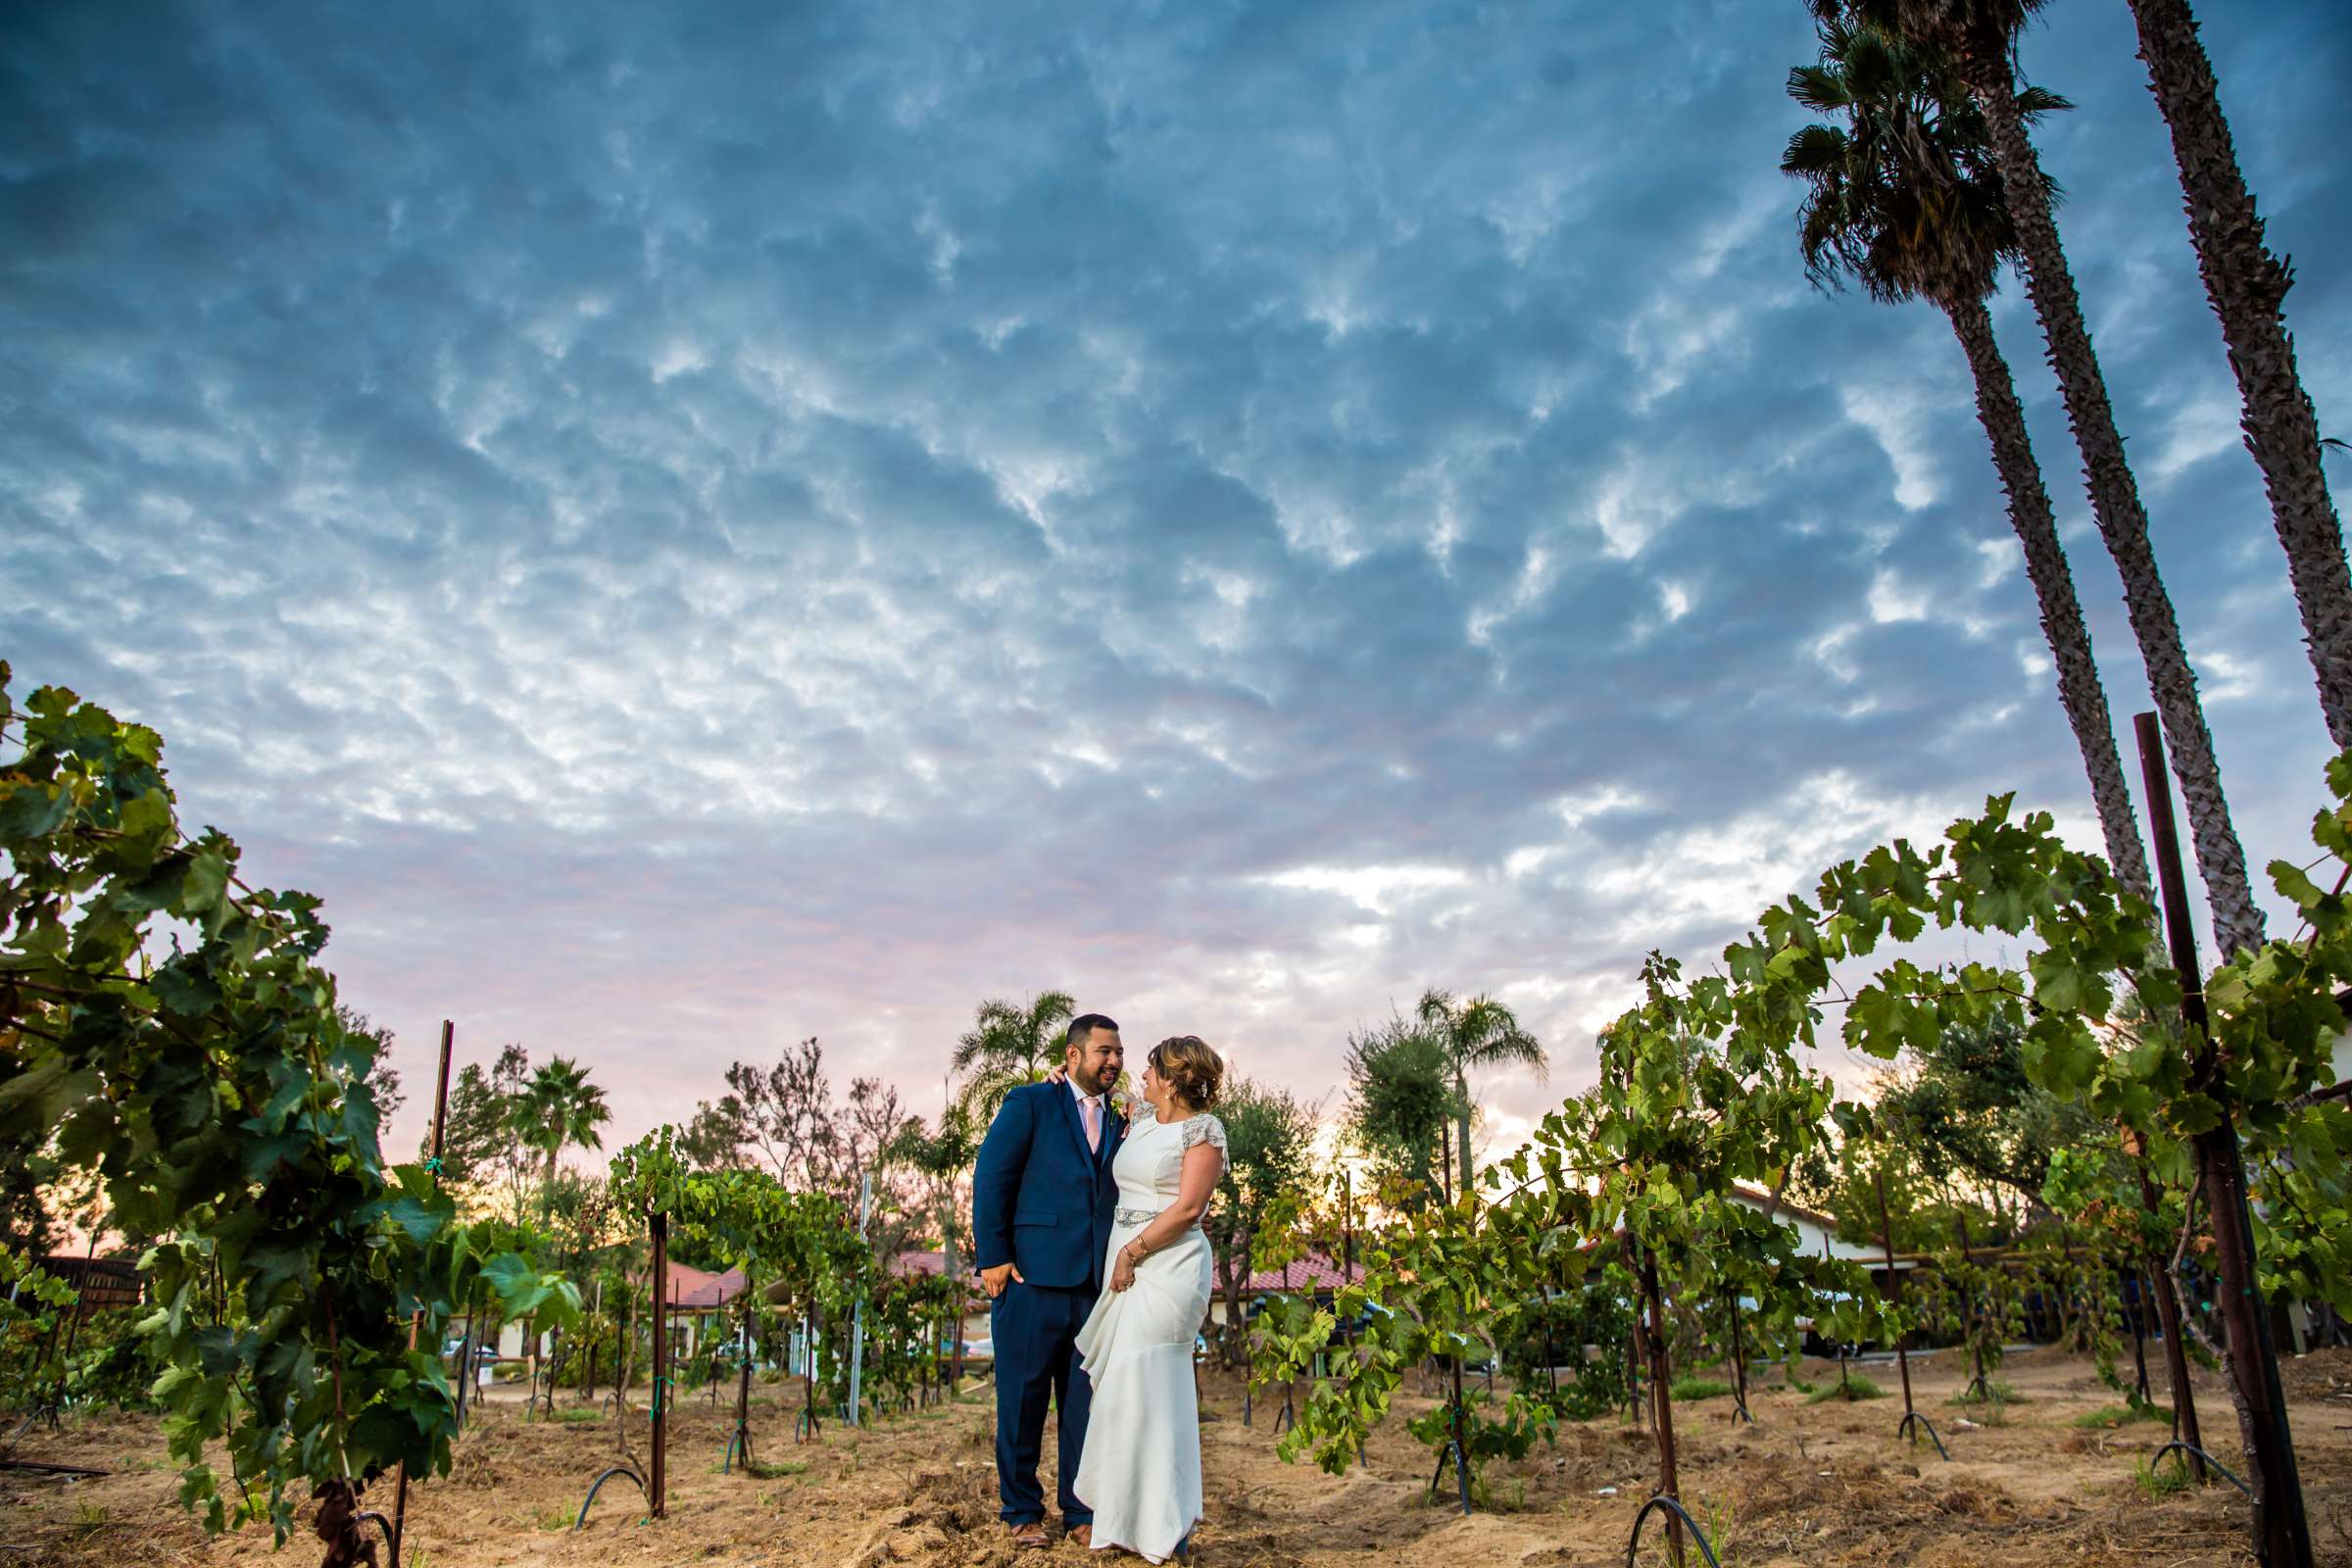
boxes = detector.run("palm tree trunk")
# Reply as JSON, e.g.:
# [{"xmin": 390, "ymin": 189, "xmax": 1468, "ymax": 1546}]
[
  {"xmin": 1454, "ymin": 1071, "xmax": 1475, "ymax": 1200},
  {"xmin": 2128, "ymin": 0, "xmax": 2352, "ymax": 748},
  {"xmin": 1970, "ymin": 66, "xmax": 2266, "ymax": 957},
  {"xmin": 1943, "ymin": 292, "xmax": 2152, "ymax": 899}
]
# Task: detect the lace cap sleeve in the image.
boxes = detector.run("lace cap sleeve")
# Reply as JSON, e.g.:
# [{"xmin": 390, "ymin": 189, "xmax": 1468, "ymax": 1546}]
[{"xmin": 1182, "ymin": 1114, "xmax": 1228, "ymax": 1159}]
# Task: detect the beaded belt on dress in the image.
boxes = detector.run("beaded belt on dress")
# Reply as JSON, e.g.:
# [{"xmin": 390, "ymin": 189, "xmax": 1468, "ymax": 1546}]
[{"xmin": 1115, "ymin": 1206, "xmax": 1159, "ymax": 1227}]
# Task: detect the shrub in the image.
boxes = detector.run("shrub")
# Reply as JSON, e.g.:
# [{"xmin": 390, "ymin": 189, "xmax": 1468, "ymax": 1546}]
[
  {"xmin": 2073, "ymin": 1401, "xmax": 2170, "ymax": 1430},
  {"xmin": 1806, "ymin": 1372, "xmax": 1885, "ymax": 1403}
]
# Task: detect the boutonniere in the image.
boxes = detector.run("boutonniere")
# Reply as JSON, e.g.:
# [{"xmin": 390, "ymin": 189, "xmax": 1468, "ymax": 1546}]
[{"xmin": 1107, "ymin": 1080, "xmax": 1136, "ymax": 1122}]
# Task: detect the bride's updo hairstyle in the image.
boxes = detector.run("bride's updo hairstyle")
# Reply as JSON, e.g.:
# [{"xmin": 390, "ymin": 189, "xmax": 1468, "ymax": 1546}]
[{"xmin": 1150, "ymin": 1035, "xmax": 1224, "ymax": 1110}]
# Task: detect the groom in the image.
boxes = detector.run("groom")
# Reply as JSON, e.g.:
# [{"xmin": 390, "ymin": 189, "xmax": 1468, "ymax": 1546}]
[{"xmin": 973, "ymin": 1012, "xmax": 1127, "ymax": 1549}]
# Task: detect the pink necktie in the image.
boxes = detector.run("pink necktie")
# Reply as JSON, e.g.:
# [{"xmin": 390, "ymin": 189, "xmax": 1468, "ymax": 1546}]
[{"xmin": 1084, "ymin": 1096, "xmax": 1102, "ymax": 1152}]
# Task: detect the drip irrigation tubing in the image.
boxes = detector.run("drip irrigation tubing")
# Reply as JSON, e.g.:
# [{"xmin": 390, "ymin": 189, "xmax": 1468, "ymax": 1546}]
[
  {"xmin": 1624, "ymin": 1494, "xmax": 1723, "ymax": 1568},
  {"xmin": 575, "ymin": 1462, "xmax": 649, "ymax": 1531},
  {"xmin": 1896, "ymin": 1410, "xmax": 1951, "ymax": 1462},
  {"xmin": 2150, "ymin": 1442, "xmax": 2252, "ymax": 1498}
]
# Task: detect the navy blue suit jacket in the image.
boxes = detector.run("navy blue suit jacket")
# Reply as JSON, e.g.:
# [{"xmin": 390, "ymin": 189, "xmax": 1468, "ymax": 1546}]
[{"xmin": 971, "ymin": 1081, "xmax": 1125, "ymax": 1292}]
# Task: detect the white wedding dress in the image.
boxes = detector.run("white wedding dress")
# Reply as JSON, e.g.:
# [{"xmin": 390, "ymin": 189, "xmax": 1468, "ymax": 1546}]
[{"xmin": 1072, "ymin": 1111, "xmax": 1225, "ymax": 1562}]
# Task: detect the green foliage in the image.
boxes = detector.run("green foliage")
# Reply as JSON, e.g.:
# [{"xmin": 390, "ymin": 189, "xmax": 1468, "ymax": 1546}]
[
  {"xmin": 1783, "ymin": 2, "xmax": 2067, "ymax": 315},
  {"xmin": 0, "ymin": 669, "xmax": 578, "ymax": 1541},
  {"xmin": 2074, "ymin": 1399, "xmax": 2170, "ymax": 1430},
  {"xmin": 1807, "ymin": 1371, "xmax": 1886, "ymax": 1403},
  {"xmin": 2135, "ymin": 1452, "xmax": 2197, "ymax": 1497},
  {"xmin": 609, "ymin": 1134, "xmax": 887, "ymax": 1416},
  {"xmin": 1207, "ymin": 1079, "xmax": 1319, "ymax": 1365},
  {"xmin": 1414, "ymin": 988, "xmax": 1544, "ymax": 1195},
  {"xmin": 1495, "ymin": 1272, "xmax": 1632, "ymax": 1422},
  {"xmin": 1874, "ymin": 1020, "xmax": 2115, "ymax": 1223},
  {"xmin": 1, "ymin": 1247, "xmax": 78, "ymax": 1398},
  {"xmin": 950, "ymin": 992, "xmax": 1078, "ymax": 1121},
  {"xmin": 1404, "ymin": 1382, "xmax": 1555, "ymax": 1467},
  {"xmin": 1343, "ymin": 1011, "xmax": 1457, "ymax": 1206},
  {"xmin": 59, "ymin": 1307, "xmax": 166, "ymax": 1410},
  {"xmin": 511, "ymin": 1055, "xmax": 612, "ymax": 1217},
  {"xmin": 884, "ymin": 1103, "xmax": 983, "ymax": 1274},
  {"xmin": 1947, "ymin": 1377, "xmax": 2024, "ymax": 1406},
  {"xmin": 1669, "ymin": 1376, "xmax": 1734, "ymax": 1401},
  {"xmin": 0, "ymin": 1141, "xmax": 66, "ymax": 1254},
  {"xmin": 1922, "ymin": 1246, "xmax": 2023, "ymax": 1382},
  {"xmin": 860, "ymin": 1267, "xmax": 971, "ymax": 1415},
  {"xmin": 1263, "ymin": 753, "xmax": 2352, "ymax": 1504}
]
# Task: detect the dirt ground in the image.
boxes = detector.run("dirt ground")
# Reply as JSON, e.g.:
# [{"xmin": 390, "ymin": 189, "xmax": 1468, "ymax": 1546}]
[{"xmin": 7, "ymin": 1347, "xmax": 2352, "ymax": 1567}]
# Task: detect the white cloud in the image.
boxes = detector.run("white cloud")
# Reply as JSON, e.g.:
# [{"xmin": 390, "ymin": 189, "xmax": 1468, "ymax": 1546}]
[
  {"xmin": 3, "ymin": 0, "xmax": 2336, "ymax": 1165},
  {"xmin": 1257, "ymin": 864, "xmax": 1474, "ymax": 916}
]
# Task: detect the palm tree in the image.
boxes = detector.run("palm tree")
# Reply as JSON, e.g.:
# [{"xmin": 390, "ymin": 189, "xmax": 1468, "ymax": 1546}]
[
  {"xmin": 950, "ymin": 990, "xmax": 1077, "ymax": 1120},
  {"xmin": 2126, "ymin": 0, "xmax": 2352, "ymax": 748},
  {"xmin": 1873, "ymin": 0, "xmax": 2265, "ymax": 957},
  {"xmin": 1415, "ymin": 989, "xmax": 1544, "ymax": 1199},
  {"xmin": 884, "ymin": 1102, "xmax": 983, "ymax": 1281},
  {"xmin": 512, "ymin": 1056, "xmax": 612, "ymax": 1219},
  {"xmin": 1784, "ymin": 9, "xmax": 2151, "ymax": 900}
]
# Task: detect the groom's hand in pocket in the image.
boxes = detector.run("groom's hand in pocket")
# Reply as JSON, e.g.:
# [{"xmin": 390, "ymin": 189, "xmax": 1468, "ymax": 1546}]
[{"xmin": 981, "ymin": 1262, "xmax": 1022, "ymax": 1298}]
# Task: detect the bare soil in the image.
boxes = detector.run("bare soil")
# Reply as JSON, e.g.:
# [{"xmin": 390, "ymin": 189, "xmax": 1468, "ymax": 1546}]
[{"xmin": 7, "ymin": 1347, "xmax": 2351, "ymax": 1566}]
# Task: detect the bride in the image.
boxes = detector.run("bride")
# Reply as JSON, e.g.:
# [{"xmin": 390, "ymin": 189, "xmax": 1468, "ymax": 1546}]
[{"xmin": 1070, "ymin": 1035, "xmax": 1227, "ymax": 1562}]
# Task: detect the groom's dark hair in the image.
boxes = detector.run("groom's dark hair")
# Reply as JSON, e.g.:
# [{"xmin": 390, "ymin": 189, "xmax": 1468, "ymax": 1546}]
[{"xmin": 1064, "ymin": 1012, "xmax": 1119, "ymax": 1051}]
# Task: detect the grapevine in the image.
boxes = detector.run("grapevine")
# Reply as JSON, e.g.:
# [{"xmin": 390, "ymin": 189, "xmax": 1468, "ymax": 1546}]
[
  {"xmin": 0, "ymin": 668, "xmax": 579, "ymax": 1548},
  {"xmin": 1258, "ymin": 758, "xmax": 2352, "ymax": 1538}
]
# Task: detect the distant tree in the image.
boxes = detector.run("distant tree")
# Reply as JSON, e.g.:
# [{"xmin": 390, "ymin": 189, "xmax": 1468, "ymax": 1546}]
[
  {"xmin": 1415, "ymin": 989, "xmax": 1544, "ymax": 1198},
  {"xmin": 840, "ymin": 1074, "xmax": 923, "ymax": 1258},
  {"xmin": 886, "ymin": 1102, "xmax": 984, "ymax": 1281},
  {"xmin": 543, "ymin": 1169, "xmax": 623, "ymax": 1274},
  {"xmin": 0, "ymin": 1140, "xmax": 64, "ymax": 1256},
  {"xmin": 511, "ymin": 1055, "xmax": 612, "ymax": 1219},
  {"xmin": 430, "ymin": 1043, "xmax": 532, "ymax": 1200},
  {"xmin": 684, "ymin": 1036, "xmax": 830, "ymax": 1180},
  {"xmin": 950, "ymin": 991, "xmax": 1079, "ymax": 1120},
  {"xmin": 1201, "ymin": 1079, "xmax": 1318, "ymax": 1366},
  {"xmin": 339, "ymin": 1005, "xmax": 404, "ymax": 1123},
  {"xmin": 1344, "ymin": 1011, "xmax": 1456, "ymax": 1208},
  {"xmin": 1874, "ymin": 1018, "xmax": 2112, "ymax": 1223},
  {"xmin": 684, "ymin": 1038, "xmax": 922, "ymax": 1250}
]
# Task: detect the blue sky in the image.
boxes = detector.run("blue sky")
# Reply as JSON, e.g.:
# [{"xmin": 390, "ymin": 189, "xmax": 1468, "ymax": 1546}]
[{"xmin": 6, "ymin": 0, "xmax": 2348, "ymax": 1162}]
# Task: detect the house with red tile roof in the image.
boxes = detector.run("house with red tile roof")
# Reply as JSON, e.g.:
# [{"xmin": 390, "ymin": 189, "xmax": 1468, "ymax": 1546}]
[{"xmin": 1205, "ymin": 1249, "xmax": 1357, "ymax": 1333}]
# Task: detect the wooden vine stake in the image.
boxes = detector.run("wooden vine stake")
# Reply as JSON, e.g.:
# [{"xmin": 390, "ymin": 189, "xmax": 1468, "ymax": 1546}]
[
  {"xmin": 1950, "ymin": 1212, "xmax": 1989, "ymax": 1400},
  {"xmin": 650, "ymin": 1209, "xmax": 670, "ymax": 1518},
  {"xmin": 1875, "ymin": 1170, "xmax": 1914, "ymax": 1418},
  {"xmin": 388, "ymin": 1019, "xmax": 456, "ymax": 1567},
  {"xmin": 1638, "ymin": 1246, "xmax": 1685, "ymax": 1568},
  {"xmin": 2129, "ymin": 1151, "xmax": 2204, "ymax": 1476},
  {"xmin": 729, "ymin": 1287, "xmax": 756, "ymax": 1471},
  {"xmin": 2133, "ymin": 712, "xmax": 2309, "ymax": 1565}
]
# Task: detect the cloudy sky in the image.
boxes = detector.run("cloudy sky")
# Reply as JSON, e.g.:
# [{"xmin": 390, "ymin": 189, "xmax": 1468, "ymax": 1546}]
[{"xmin": 6, "ymin": 0, "xmax": 2348, "ymax": 1165}]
